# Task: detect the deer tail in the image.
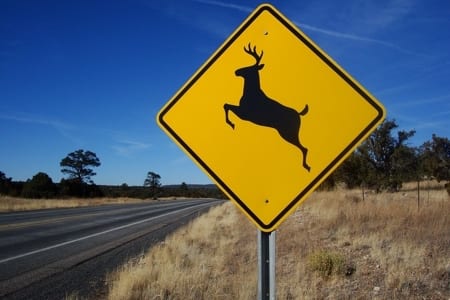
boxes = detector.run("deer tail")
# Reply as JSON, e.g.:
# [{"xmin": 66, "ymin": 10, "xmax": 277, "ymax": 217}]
[{"xmin": 298, "ymin": 104, "xmax": 309, "ymax": 116}]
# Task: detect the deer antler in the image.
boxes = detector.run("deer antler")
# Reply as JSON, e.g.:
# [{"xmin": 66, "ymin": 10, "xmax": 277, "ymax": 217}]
[{"xmin": 244, "ymin": 43, "xmax": 263, "ymax": 65}]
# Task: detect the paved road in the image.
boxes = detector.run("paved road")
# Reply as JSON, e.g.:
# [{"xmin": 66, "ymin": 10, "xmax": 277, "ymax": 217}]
[{"xmin": 0, "ymin": 199, "xmax": 223, "ymax": 299}]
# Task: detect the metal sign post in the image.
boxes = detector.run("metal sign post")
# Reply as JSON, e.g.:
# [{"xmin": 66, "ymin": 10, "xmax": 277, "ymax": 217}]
[{"xmin": 258, "ymin": 230, "xmax": 276, "ymax": 300}]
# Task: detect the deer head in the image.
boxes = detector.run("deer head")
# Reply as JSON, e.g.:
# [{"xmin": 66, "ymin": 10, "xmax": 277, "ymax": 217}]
[{"xmin": 235, "ymin": 43, "xmax": 265, "ymax": 77}]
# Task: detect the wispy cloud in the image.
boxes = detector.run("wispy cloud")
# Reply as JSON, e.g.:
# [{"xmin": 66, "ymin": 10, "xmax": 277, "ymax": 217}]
[
  {"xmin": 389, "ymin": 108, "xmax": 449, "ymax": 137},
  {"xmin": 375, "ymin": 82, "xmax": 417, "ymax": 97},
  {"xmin": 392, "ymin": 94, "xmax": 450, "ymax": 108},
  {"xmin": 112, "ymin": 139, "xmax": 151, "ymax": 157},
  {"xmin": 432, "ymin": 109, "xmax": 450, "ymax": 118},
  {"xmin": 412, "ymin": 120, "xmax": 449, "ymax": 131},
  {"xmin": 170, "ymin": 155, "xmax": 190, "ymax": 166},
  {"xmin": 362, "ymin": 0, "xmax": 415, "ymax": 29},
  {"xmin": 193, "ymin": 0, "xmax": 251, "ymax": 13},
  {"xmin": 194, "ymin": 0, "xmax": 427, "ymax": 57},
  {"xmin": 294, "ymin": 22, "xmax": 426, "ymax": 57},
  {"xmin": 0, "ymin": 113, "xmax": 80, "ymax": 142},
  {"xmin": 0, "ymin": 113, "xmax": 68, "ymax": 128}
]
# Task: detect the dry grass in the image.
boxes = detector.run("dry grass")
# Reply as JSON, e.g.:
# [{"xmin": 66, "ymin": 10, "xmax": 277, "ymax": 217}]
[
  {"xmin": 107, "ymin": 184, "xmax": 450, "ymax": 300},
  {"xmin": 0, "ymin": 196, "xmax": 147, "ymax": 212},
  {"xmin": 107, "ymin": 202, "xmax": 257, "ymax": 299},
  {"xmin": 277, "ymin": 187, "xmax": 449, "ymax": 299}
]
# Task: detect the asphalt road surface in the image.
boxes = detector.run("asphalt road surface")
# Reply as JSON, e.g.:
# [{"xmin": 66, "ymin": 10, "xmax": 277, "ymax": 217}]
[{"xmin": 0, "ymin": 199, "xmax": 223, "ymax": 299}]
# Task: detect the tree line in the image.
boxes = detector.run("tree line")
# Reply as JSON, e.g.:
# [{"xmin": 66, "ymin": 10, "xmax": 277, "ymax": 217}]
[
  {"xmin": 0, "ymin": 150, "xmax": 227, "ymax": 199},
  {"xmin": 323, "ymin": 119, "xmax": 450, "ymax": 194},
  {"xmin": 0, "ymin": 149, "xmax": 102, "ymax": 198},
  {"xmin": 1, "ymin": 119, "xmax": 449, "ymax": 199}
]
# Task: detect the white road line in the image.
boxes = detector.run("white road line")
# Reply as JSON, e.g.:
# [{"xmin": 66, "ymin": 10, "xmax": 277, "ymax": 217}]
[{"xmin": 0, "ymin": 202, "xmax": 211, "ymax": 264}]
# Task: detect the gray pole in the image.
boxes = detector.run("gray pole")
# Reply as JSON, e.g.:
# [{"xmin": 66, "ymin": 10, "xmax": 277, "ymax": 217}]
[{"xmin": 258, "ymin": 230, "xmax": 276, "ymax": 300}]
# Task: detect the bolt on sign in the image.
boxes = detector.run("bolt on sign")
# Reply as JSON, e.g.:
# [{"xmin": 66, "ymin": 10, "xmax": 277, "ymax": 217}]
[{"xmin": 157, "ymin": 4, "xmax": 385, "ymax": 232}]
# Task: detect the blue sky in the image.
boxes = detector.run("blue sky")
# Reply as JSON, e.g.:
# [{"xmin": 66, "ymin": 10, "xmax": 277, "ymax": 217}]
[{"xmin": 1, "ymin": 0, "xmax": 449, "ymax": 186}]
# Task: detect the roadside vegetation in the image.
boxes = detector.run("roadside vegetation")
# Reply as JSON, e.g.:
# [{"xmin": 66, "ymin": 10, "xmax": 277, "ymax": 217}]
[
  {"xmin": 1, "ymin": 119, "xmax": 449, "ymax": 297},
  {"xmin": 0, "ymin": 149, "xmax": 225, "ymax": 212},
  {"xmin": 2, "ymin": 119, "xmax": 450, "ymax": 203},
  {"xmin": 0, "ymin": 150, "xmax": 226, "ymax": 204},
  {"xmin": 0, "ymin": 196, "xmax": 149, "ymax": 212},
  {"xmin": 107, "ymin": 182, "xmax": 449, "ymax": 299}
]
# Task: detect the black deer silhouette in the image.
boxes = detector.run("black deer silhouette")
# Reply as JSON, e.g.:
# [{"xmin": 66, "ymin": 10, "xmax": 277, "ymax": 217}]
[{"xmin": 224, "ymin": 43, "xmax": 311, "ymax": 172}]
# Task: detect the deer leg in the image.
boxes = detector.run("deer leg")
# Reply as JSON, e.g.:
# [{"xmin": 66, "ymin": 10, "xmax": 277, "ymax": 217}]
[
  {"xmin": 280, "ymin": 127, "xmax": 311, "ymax": 172},
  {"xmin": 224, "ymin": 103, "xmax": 235, "ymax": 129},
  {"xmin": 298, "ymin": 143, "xmax": 311, "ymax": 172}
]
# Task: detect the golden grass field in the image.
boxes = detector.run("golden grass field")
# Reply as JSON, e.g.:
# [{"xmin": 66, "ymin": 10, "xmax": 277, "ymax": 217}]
[
  {"xmin": 0, "ymin": 196, "xmax": 146, "ymax": 212},
  {"xmin": 107, "ymin": 182, "xmax": 449, "ymax": 299}
]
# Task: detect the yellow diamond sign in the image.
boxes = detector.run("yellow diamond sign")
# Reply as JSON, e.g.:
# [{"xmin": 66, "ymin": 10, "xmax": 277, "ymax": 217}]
[{"xmin": 157, "ymin": 4, "xmax": 385, "ymax": 232}]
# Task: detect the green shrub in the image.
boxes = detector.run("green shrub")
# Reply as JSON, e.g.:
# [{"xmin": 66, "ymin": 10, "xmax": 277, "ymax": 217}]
[{"xmin": 307, "ymin": 250, "xmax": 345, "ymax": 277}]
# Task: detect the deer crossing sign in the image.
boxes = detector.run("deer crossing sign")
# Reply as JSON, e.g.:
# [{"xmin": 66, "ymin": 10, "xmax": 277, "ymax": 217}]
[{"xmin": 157, "ymin": 4, "xmax": 385, "ymax": 232}]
